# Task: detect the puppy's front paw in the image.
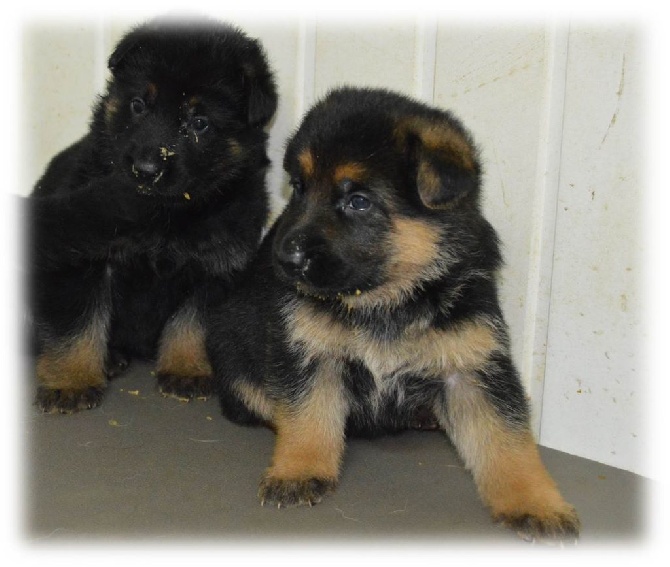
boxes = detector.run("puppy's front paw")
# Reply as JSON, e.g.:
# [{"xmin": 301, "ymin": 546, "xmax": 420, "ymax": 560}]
[
  {"xmin": 495, "ymin": 504, "xmax": 580, "ymax": 542},
  {"xmin": 258, "ymin": 474, "xmax": 337, "ymax": 508},
  {"xmin": 36, "ymin": 386, "xmax": 105, "ymax": 414},
  {"xmin": 157, "ymin": 373, "xmax": 212, "ymax": 401}
]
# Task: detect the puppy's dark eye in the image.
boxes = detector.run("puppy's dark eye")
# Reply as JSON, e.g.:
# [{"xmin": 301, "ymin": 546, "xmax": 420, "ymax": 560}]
[
  {"xmin": 191, "ymin": 116, "xmax": 209, "ymax": 134},
  {"xmin": 347, "ymin": 194, "xmax": 371, "ymax": 211},
  {"xmin": 290, "ymin": 178, "xmax": 305, "ymax": 197},
  {"xmin": 130, "ymin": 97, "xmax": 146, "ymax": 115}
]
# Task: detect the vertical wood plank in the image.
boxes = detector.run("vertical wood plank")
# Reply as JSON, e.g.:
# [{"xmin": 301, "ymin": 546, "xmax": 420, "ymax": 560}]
[
  {"xmin": 540, "ymin": 26, "xmax": 644, "ymax": 474},
  {"xmin": 523, "ymin": 22, "xmax": 570, "ymax": 436}
]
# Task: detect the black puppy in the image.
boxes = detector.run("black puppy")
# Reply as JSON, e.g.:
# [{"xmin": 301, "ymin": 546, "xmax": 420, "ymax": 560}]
[
  {"xmin": 206, "ymin": 87, "xmax": 580, "ymax": 539},
  {"xmin": 28, "ymin": 18, "xmax": 277, "ymax": 413}
]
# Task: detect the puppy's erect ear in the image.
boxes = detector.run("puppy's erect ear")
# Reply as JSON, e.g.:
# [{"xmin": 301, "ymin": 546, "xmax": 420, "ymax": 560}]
[
  {"xmin": 401, "ymin": 115, "xmax": 481, "ymax": 209},
  {"xmin": 240, "ymin": 41, "xmax": 278, "ymax": 127}
]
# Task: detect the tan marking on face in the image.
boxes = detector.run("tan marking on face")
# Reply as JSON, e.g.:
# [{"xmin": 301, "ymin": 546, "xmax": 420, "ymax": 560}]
[
  {"xmin": 440, "ymin": 375, "xmax": 579, "ymax": 532},
  {"xmin": 37, "ymin": 321, "xmax": 107, "ymax": 390},
  {"xmin": 156, "ymin": 307, "xmax": 212, "ymax": 378},
  {"xmin": 188, "ymin": 95, "xmax": 200, "ymax": 107},
  {"xmin": 146, "ymin": 82, "xmax": 158, "ymax": 102},
  {"xmin": 104, "ymin": 96, "xmax": 120, "ymax": 124},
  {"xmin": 228, "ymin": 138, "xmax": 243, "ymax": 156},
  {"xmin": 388, "ymin": 217, "xmax": 442, "ymax": 277},
  {"xmin": 266, "ymin": 358, "xmax": 347, "ymax": 482},
  {"xmin": 339, "ymin": 217, "xmax": 443, "ymax": 310},
  {"xmin": 333, "ymin": 162, "xmax": 367, "ymax": 184},
  {"xmin": 298, "ymin": 148, "xmax": 315, "ymax": 178}
]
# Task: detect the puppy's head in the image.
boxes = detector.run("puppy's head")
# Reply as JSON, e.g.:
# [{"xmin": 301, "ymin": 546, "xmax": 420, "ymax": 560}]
[
  {"xmin": 274, "ymin": 87, "xmax": 482, "ymax": 307},
  {"xmin": 98, "ymin": 17, "xmax": 277, "ymax": 201}
]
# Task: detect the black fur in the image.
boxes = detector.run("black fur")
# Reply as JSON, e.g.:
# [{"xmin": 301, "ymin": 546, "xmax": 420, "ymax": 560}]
[{"xmin": 27, "ymin": 17, "xmax": 277, "ymax": 413}]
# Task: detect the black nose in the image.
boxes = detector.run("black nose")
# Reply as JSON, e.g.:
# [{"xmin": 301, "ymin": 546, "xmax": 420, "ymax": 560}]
[
  {"xmin": 276, "ymin": 234, "xmax": 307, "ymax": 274},
  {"xmin": 133, "ymin": 157, "xmax": 162, "ymax": 178}
]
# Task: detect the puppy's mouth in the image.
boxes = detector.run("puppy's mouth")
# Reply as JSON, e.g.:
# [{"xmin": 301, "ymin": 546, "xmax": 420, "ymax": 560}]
[
  {"xmin": 134, "ymin": 184, "xmax": 158, "ymax": 197},
  {"xmin": 295, "ymin": 281, "xmax": 366, "ymax": 302},
  {"xmin": 292, "ymin": 269, "xmax": 374, "ymax": 302},
  {"xmin": 276, "ymin": 258, "xmax": 355, "ymax": 299}
]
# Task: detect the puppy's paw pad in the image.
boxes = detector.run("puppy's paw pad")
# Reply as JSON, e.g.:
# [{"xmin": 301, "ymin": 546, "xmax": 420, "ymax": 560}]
[
  {"xmin": 156, "ymin": 374, "xmax": 212, "ymax": 401},
  {"xmin": 35, "ymin": 386, "xmax": 105, "ymax": 414},
  {"xmin": 258, "ymin": 476, "xmax": 336, "ymax": 508}
]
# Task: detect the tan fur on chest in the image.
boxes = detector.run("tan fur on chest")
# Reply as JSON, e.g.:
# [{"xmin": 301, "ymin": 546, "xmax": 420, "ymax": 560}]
[{"xmin": 285, "ymin": 299, "xmax": 499, "ymax": 382}]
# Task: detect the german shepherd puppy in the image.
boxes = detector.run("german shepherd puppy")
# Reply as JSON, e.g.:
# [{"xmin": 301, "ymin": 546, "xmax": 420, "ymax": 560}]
[
  {"xmin": 28, "ymin": 18, "xmax": 277, "ymax": 413},
  {"xmin": 206, "ymin": 87, "xmax": 580, "ymax": 539}
]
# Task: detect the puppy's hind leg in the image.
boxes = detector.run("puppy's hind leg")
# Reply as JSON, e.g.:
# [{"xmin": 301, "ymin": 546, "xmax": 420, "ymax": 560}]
[
  {"xmin": 437, "ymin": 360, "xmax": 580, "ymax": 541},
  {"xmin": 156, "ymin": 298, "xmax": 213, "ymax": 401}
]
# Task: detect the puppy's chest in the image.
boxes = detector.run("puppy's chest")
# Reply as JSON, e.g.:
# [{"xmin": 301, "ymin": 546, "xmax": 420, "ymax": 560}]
[
  {"xmin": 286, "ymin": 300, "xmax": 443, "ymax": 382},
  {"xmin": 108, "ymin": 220, "xmax": 195, "ymax": 268},
  {"xmin": 285, "ymin": 299, "xmax": 500, "ymax": 386}
]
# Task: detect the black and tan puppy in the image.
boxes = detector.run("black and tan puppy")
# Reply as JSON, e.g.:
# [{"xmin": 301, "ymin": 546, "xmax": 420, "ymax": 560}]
[
  {"xmin": 28, "ymin": 18, "xmax": 277, "ymax": 413},
  {"xmin": 206, "ymin": 87, "xmax": 579, "ymax": 538}
]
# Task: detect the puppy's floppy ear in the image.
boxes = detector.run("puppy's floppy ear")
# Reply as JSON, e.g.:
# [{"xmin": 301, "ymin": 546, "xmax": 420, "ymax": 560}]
[
  {"xmin": 108, "ymin": 31, "xmax": 142, "ymax": 76},
  {"xmin": 240, "ymin": 41, "xmax": 278, "ymax": 127},
  {"xmin": 401, "ymin": 116, "xmax": 481, "ymax": 209}
]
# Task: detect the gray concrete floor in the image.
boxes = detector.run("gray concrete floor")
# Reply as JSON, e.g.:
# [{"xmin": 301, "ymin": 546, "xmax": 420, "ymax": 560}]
[{"xmin": 23, "ymin": 360, "xmax": 649, "ymax": 545}]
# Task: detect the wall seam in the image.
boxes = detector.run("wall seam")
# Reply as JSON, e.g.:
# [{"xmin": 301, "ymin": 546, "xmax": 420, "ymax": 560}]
[
  {"xmin": 414, "ymin": 15, "xmax": 438, "ymax": 103},
  {"xmin": 295, "ymin": 16, "xmax": 316, "ymax": 123}
]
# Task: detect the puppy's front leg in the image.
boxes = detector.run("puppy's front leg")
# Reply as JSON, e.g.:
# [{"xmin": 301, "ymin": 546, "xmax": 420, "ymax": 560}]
[
  {"xmin": 439, "ymin": 360, "xmax": 580, "ymax": 540},
  {"xmin": 35, "ymin": 278, "xmax": 110, "ymax": 414},
  {"xmin": 259, "ymin": 359, "xmax": 348, "ymax": 508}
]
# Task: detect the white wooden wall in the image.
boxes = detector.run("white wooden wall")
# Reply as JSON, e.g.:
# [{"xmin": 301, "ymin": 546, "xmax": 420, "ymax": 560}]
[{"xmin": 20, "ymin": 17, "xmax": 645, "ymax": 476}]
